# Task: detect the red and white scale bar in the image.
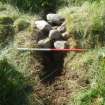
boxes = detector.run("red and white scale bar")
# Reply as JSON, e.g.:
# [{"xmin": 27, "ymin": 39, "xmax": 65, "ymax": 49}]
[{"xmin": 17, "ymin": 48, "xmax": 87, "ymax": 52}]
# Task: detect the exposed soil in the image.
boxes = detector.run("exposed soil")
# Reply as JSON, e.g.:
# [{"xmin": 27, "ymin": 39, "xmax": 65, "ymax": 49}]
[{"xmin": 29, "ymin": 52, "xmax": 90, "ymax": 105}]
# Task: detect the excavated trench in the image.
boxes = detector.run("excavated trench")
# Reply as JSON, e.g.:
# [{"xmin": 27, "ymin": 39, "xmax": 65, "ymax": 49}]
[
  {"xmin": 34, "ymin": 51, "xmax": 70, "ymax": 105},
  {"xmin": 39, "ymin": 51, "xmax": 66, "ymax": 84},
  {"xmin": 33, "ymin": 13, "xmax": 70, "ymax": 105},
  {"xmin": 34, "ymin": 50, "xmax": 90, "ymax": 105}
]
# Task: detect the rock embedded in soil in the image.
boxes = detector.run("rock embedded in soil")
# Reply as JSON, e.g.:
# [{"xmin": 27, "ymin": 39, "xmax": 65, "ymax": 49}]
[
  {"xmin": 62, "ymin": 32, "xmax": 69, "ymax": 40},
  {"xmin": 49, "ymin": 29, "xmax": 62, "ymax": 40},
  {"xmin": 37, "ymin": 38, "xmax": 51, "ymax": 48},
  {"xmin": 54, "ymin": 41, "xmax": 67, "ymax": 49},
  {"xmin": 47, "ymin": 13, "xmax": 65, "ymax": 25},
  {"xmin": 57, "ymin": 22, "xmax": 66, "ymax": 33},
  {"xmin": 35, "ymin": 20, "xmax": 52, "ymax": 32}
]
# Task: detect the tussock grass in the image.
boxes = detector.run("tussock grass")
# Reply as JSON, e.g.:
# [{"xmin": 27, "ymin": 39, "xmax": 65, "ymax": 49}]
[
  {"xmin": 14, "ymin": 18, "xmax": 30, "ymax": 32},
  {"xmin": 0, "ymin": 2, "xmax": 39, "ymax": 49},
  {"xmin": 58, "ymin": 0, "xmax": 105, "ymax": 48}
]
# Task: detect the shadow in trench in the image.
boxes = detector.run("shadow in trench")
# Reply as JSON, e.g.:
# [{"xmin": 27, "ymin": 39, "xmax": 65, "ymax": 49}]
[{"xmin": 39, "ymin": 51, "xmax": 67, "ymax": 84}]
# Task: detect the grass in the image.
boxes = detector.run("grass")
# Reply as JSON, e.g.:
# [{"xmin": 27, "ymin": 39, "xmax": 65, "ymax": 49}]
[
  {"xmin": 0, "ymin": 24, "xmax": 14, "ymax": 49},
  {"xmin": 0, "ymin": 0, "xmax": 64, "ymax": 14},
  {"xmin": 0, "ymin": 0, "xmax": 101, "ymax": 14},
  {"xmin": 0, "ymin": 1, "xmax": 39, "ymax": 49},
  {"xmin": 64, "ymin": 0, "xmax": 100, "ymax": 6},
  {"xmin": 0, "ymin": 58, "xmax": 26, "ymax": 105},
  {"xmin": 0, "ymin": 14, "xmax": 14, "ymax": 49},
  {"xmin": 1, "ymin": 0, "xmax": 105, "ymax": 105},
  {"xmin": 65, "ymin": 48, "xmax": 105, "ymax": 105},
  {"xmin": 0, "ymin": 2, "xmax": 44, "ymax": 105},
  {"xmin": 58, "ymin": 0, "xmax": 105, "ymax": 48}
]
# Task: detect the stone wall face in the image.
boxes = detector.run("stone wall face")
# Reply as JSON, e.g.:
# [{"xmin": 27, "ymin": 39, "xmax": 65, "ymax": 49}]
[{"xmin": 33, "ymin": 13, "xmax": 69, "ymax": 49}]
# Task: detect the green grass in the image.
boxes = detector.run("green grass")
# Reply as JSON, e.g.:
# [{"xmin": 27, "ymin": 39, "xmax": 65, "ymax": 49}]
[
  {"xmin": 0, "ymin": 2, "xmax": 44, "ymax": 105},
  {"xmin": 14, "ymin": 18, "xmax": 30, "ymax": 32},
  {"xmin": 0, "ymin": 15, "xmax": 15, "ymax": 49},
  {"xmin": 0, "ymin": 58, "xmax": 26, "ymax": 105},
  {"xmin": 64, "ymin": 0, "xmax": 100, "ymax": 6},
  {"xmin": 0, "ymin": 2, "xmax": 39, "ymax": 49},
  {"xmin": 0, "ymin": 25, "xmax": 14, "ymax": 49},
  {"xmin": 65, "ymin": 48, "xmax": 105, "ymax": 105},
  {"xmin": 0, "ymin": 0, "xmax": 64, "ymax": 14},
  {"xmin": 58, "ymin": 0, "xmax": 105, "ymax": 48},
  {"xmin": 0, "ymin": 0, "xmax": 101, "ymax": 14}
]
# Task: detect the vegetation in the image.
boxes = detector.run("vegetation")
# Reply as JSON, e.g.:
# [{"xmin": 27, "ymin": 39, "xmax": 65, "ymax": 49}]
[
  {"xmin": 0, "ymin": 58, "xmax": 26, "ymax": 105},
  {"xmin": 0, "ymin": 0, "xmax": 64, "ymax": 15},
  {"xmin": 0, "ymin": 16, "xmax": 14, "ymax": 48},
  {"xmin": 58, "ymin": 0, "xmax": 105, "ymax": 48},
  {"xmin": 0, "ymin": 0, "xmax": 105, "ymax": 105},
  {"xmin": 0, "ymin": 3, "xmax": 43, "ymax": 105},
  {"xmin": 65, "ymin": 48, "xmax": 105, "ymax": 105},
  {"xmin": 14, "ymin": 18, "xmax": 30, "ymax": 32},
  {"xmin": 0, "ymin": 0, "xmax": 102, "ymax": 14}
]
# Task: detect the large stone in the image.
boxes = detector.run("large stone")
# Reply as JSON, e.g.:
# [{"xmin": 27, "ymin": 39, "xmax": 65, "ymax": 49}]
[
  {"xmin": 35, "ymin": 20, "xmax": 52, "ymax": 31},
  {"xmin": 57, "ymin": 22, "xmax": 66, "ymax": 33},
  {"xmin": 47, "ymin": 13, "xmax": 65, "ymax": 25},
  {"xmin": 54, "ymin": 41, "xmax": 67, "ymax": 49},
  {"xmin": 49, "ymin": 29, "xmax": 62, "ymax": 40},
  {"xmin": 38, "ymin": 38, "xmax": 51, "ymax": 48}
]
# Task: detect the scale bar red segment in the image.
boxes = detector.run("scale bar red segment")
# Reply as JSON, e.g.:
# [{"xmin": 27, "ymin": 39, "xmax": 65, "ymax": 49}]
[{"xmin": 50, "ymin": 48, "xmax": 87, "ymax": 52}]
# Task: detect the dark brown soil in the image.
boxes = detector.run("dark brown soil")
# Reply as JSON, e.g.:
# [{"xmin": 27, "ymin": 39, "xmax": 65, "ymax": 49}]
[{"xmin": 29, "ymin": 52, "xmax": 90, "ymax": 105}]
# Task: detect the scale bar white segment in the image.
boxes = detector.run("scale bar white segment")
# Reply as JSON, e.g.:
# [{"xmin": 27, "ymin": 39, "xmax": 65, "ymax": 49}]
[{"xmin": 17, "ymin": 48, "xmax": 51, "ymax": 51}]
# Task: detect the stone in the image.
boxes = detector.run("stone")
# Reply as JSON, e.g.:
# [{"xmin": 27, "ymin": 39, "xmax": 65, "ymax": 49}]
[
  {"xmin": 35, "ymin": 31, "xmax": 47, "ymax": 42},
  {"xmin": 57, "ymin": 22, "xmax": 66, "ymax": 33},
  {"xmin": 54, "ymin": 41, "xmax": 67, "ymax": 49},
  {"xmin": 49, "ymin": 29, "xmax": 62, "ymax": 40},
  {"xmin": 35, "ymin": 20, "xmax": 52, "ymax": 31},
  {"xmin": 47, "ymin": 13, "xmax": 65, "ymax": 25},
  {"xmin": 37, "ymin": 38, "xmax": 51, "ymax": 48},
  {"xmin": 62, "ymin": 32, "xmax": 69, "ymax": 40}
]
